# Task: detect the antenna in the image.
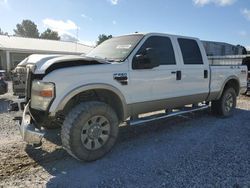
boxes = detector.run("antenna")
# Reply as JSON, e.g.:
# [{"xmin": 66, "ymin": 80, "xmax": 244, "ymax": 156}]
[{"xmin": 75, "ymin": 27, "xmax": 79, "ymax": 52}]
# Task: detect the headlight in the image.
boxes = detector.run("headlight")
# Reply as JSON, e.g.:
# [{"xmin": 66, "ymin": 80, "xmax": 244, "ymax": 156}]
[{"xmin": 31, "ymin": 80, "xmax": 55, "ymax": 111}]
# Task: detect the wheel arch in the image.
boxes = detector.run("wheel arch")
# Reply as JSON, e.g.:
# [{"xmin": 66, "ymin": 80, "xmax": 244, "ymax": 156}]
[
  {"xmin": 50, "ymin": 83, "xmax": 128, "ymax": 121},
  {"xmin": 216, "ymin": 76, "xmax": 240, "ymax": 100}
]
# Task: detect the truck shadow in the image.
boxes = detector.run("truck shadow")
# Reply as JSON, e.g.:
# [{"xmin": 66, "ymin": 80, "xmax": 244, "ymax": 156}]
[
  {"xmin": 25, "ymin": 109, "xmax": 209, "ymax": 157},
  {"xmin": 24, "ymin": 108, "xmax": 250, "ymax": 187}
]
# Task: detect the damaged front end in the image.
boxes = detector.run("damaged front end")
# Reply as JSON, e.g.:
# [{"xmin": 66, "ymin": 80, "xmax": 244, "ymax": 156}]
[
  {"xmin": 10, "ymin": 65, "xmax": 31, "ymax": 112},
  {"xmin": 10, "ymin": 65, "xmax": 45, "ymax": 145},
  {"xmin": 12, "ymin": 65, "xmax": 33, "ymax": 98}
]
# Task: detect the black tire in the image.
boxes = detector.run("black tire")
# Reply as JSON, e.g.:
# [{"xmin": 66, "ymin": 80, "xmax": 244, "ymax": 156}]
[
  {"xmin": 211, "ymin": 87, "xmax": 236, "ymax": 117},
  {"xmin": 61, "ymin": 101, "xmax": 119, "ymax": 161}
]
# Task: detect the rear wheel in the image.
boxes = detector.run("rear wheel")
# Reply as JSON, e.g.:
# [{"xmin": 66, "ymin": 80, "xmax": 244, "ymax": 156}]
[
  {"xmin": 211, "ymin": 87, "xmax": 236, "ymax": 117},
  {"xmin": 61, "ymin": 101, "xmax": 119, "ymax": 161}
]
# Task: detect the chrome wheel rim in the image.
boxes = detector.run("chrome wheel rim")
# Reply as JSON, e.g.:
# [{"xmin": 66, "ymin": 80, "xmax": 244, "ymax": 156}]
[
  {"xmin": 81, "ymin": 115, "xmax": 110, "ymax": 150},
  {"xmin": 224, "ymin": 93, "xmax": 234, "ymax": 113}
]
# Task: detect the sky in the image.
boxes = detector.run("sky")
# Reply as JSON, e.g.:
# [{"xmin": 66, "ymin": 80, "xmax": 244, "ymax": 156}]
[{"xmin": 0, "ymin": 0, "xmax": 250, "ymax": 49}]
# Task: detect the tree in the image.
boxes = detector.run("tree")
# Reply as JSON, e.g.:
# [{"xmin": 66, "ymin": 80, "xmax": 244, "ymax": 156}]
[
  {"xmin": 0, "ymin": 28, "xmax": 8, "ymax": 36},
  {"xmin": 40, "ymin": 28, "xmax": 60, "ymax": 40},
  {"xmin": 96, "ymin": 34, "xmax": 112, "ymax": 45},
  {"xmin": 242, "ymin": 47, "xmax": 247, "ymax": 55},
  {"xmin": 14, "ymin": 20, "xmax": 39, "ymax": 38}
]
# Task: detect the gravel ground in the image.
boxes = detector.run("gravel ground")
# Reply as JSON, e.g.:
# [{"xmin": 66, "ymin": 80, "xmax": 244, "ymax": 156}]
[{"xmin": 0, "ymin": 83, "xmax": 249, "ymax": 188}]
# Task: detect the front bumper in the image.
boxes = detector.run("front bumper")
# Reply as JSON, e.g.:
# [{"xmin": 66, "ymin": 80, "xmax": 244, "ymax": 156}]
[{"xmin": 18, "ymin": 102, "xmax": 44, "ymax": 145}]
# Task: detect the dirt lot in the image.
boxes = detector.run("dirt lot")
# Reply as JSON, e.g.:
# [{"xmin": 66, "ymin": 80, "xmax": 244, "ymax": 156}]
[{"xmin": 0, "ymin": 83, "xmax": 249, "ymax": 188}]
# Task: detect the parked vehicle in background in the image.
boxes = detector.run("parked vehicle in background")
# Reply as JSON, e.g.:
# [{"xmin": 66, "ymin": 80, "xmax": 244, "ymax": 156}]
[
  {"xmin": 242, "ymin": 57, "xmax": 250, "ymax": 94},
  {"xmin": 10, "ymin": 33, "xmax": 248, "ymax": 161},
  {"xmin": 0, "ymin": 70, "xmax": 8, "ymax": 95},
  {"xmin": 0, "ymin": 70, "xmax": 6, "ymax": 80}
]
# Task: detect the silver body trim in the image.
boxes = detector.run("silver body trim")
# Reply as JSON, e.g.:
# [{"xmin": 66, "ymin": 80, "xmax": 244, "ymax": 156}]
[
  {"xmin": 129, "ymin": 105, "xmax": 209, "ymax": 126},
  {"xmin": 128, "ymin": 93, "xmax": 208, "ymax": 117}
]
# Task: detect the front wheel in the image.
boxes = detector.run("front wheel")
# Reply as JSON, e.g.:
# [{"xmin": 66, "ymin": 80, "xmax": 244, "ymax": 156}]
[
  {"xmin": 61, "ymin": 101, "xmax": 119, "ymax": 161},
  {"xmin": 211, "ymin": 87, "xmax": 236, "ymax": 117}
]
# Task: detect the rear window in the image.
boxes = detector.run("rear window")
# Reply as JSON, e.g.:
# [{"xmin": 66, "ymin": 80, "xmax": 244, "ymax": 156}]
[{"xmin": 178, "ymin": 38, "xmax": 203, "ymax": 65}]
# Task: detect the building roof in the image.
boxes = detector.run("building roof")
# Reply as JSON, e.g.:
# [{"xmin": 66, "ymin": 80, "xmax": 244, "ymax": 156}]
[{"xmin": 0, "ymin": 35, "xmax": 93, "ymax": 54}]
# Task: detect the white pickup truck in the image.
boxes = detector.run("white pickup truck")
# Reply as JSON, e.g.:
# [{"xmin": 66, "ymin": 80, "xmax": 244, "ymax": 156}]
[{"xmin": 11, "ymin": 33, "xmax": 248, "ymax": 161}]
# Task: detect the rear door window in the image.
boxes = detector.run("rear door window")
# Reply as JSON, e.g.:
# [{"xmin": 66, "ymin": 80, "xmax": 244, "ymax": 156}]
[{"xmin": 178, "ymin": 38, "xmax": 203, "ymax": 65}]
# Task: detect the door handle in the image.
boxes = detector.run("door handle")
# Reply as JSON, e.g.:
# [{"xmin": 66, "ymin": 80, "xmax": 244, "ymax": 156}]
[
  {"xmin": 176, "ymin": 70, "xmax": 181, "ymax": 80},
  {"xmin": 204, "ymin": 70, "xmax": 208, "ymax": 79},
  {"xmin": 171, "ymin": 71, "xmax": 181, "ymax": 80}
]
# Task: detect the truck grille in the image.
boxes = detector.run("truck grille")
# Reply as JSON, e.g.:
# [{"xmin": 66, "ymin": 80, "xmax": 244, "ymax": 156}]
[{"xmin": 12, "ymin": 67, "xmax": 30, "ymax": 97}]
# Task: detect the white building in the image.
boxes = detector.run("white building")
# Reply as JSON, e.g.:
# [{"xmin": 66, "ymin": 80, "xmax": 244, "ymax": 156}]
[{"xmin": 0, "ymin": 35, "xmax": 93, "ymax": 72}]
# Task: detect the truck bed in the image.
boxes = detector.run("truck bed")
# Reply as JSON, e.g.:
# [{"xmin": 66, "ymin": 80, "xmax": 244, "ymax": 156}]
[{"xmin": 208, "ymin": 55, "xmax": 250, "ymax": 92}]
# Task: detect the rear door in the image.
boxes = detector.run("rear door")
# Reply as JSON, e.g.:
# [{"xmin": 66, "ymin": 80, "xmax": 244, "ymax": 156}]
[{"xmin": 176, "ymin": 38, "xmax": 210, "ymax": 101}]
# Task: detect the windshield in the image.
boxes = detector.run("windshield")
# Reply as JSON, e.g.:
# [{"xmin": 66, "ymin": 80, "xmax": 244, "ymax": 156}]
[{"xmin": 86, "ymin": 34, "xmax": 144, "ymax": 62}]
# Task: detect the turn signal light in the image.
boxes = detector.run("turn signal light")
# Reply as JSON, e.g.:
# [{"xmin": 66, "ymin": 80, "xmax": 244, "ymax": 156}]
[{"xmin": 39, "ymin": 90, "xmax": 53, "ymax": 97}]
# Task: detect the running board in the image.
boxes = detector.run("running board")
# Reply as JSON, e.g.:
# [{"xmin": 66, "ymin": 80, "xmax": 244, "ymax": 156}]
[{"xmin": 129, "ymin": 105, "xmax": 209, "ymax": 126}]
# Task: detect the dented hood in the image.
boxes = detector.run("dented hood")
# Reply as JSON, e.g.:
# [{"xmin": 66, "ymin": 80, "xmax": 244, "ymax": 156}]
[{"xmin": 18, "ymin": 54, "xmax": 109, "ymax": 74}]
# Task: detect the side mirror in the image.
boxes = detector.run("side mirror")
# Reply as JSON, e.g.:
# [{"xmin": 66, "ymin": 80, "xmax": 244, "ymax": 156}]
[{"xmin": 133, "ymin": 48, "xmax": 159, "ymax": 69}]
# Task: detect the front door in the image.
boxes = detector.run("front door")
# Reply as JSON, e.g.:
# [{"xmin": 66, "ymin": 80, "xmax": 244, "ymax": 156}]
[{"xmin": 129, "ymin": 35, "xmax": 181, "ymax": 111}]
